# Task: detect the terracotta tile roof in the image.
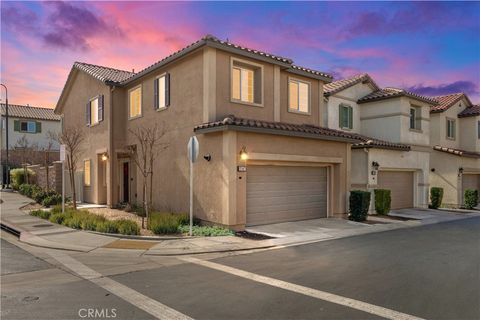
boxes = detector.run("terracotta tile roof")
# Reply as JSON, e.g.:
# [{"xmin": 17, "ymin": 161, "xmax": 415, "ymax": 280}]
[
  {"xmin": 358, "ymin": 87, "xmax": 438, "ymax": 105},
  {"xmin": 289, "ymin": 65, "xmax": 333, "ymax": 80},
  {"xmin": 1, "ymin": 103, "xmax": 60, "ymax": 121},
  {"xmin": 430, "ymin": 93, "xmax": 473, "ymax": 113},
  {"xmin": 324, "ymin": 73, "xmax": 379, "ymax": 96},
  {"xmin": 433, "ymin": 145, "xmax": 480, "ymax": 158},
  {"xmin": 194, "ymin": 115, "xmax": 410, "ymax": 150},
  {"xmin": 74, "ymin": 62, "xmax": 135, "ymax": 83},
  {"xmin": 458, "ymin": 104, "xmax": 480, "ymax": 118}
]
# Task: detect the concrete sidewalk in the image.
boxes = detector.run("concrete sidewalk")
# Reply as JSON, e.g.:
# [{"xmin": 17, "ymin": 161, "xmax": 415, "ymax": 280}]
[{"xmin": 2, "ymin": 190, "xmax": 479, "ymax": 255}]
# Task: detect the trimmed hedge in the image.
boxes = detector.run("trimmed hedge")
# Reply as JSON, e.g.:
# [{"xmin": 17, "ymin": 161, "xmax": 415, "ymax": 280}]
[
  {"xmin": 349, "ymin": 190, "xmax": 371, "ymax": 222},
  {"xmin": 464, "ymin": 189, "xmax": 479, "ymax": 209},
  {"xmin": 430, "ymin": 187, "xmax": 444, "ymax": 209},
  {"xmin": 374, "ymin": 189, "xmax": 391, "ymax": 215}
]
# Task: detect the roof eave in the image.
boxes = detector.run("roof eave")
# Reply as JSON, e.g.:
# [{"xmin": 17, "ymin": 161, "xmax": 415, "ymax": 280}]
[
  {"xmin": 285, "ymin": 68, "xmax": 333, "ymax": 83},
  {"xmin": 194, "ymin": 124, "xmax": 359, "ymax": 144},
  {"xmin": 351, "ymin": 144, "xmax": 411, "ymax": 151}
]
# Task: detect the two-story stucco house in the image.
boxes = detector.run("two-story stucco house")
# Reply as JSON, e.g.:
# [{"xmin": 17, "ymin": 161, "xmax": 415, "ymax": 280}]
[
  {"xmin": 429, "ymin": 93, "xmax": 480, "ymax": 207},
  {"xmin": 324, "ymin": 74, "xmax": 438, "ymax": 210},
  {"xmin": 55, "ymin": 35, "xmax": 379, "ymax": 229},
  {"xmin": 1, "ymin": 103, "xmax": 61, "ymax": 184}
]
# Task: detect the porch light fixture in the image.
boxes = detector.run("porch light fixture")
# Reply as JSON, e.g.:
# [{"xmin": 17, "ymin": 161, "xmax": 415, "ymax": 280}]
[
  {"xmin": 101, "ymin": 153, "xmax": 109, "ymax": 161},
  {"xmin": 203, "ymin": 153, "xmax": 212, "ymax": 162},
  {"xmin": 458, "ymin": 167, "xmax": 464, "ymax": 175},
  {"xmin": 240, "ymin": 147, "xmax": 248, "ymax": 161},
  {"xmin": 371, "ymin": 161, "xmax": 380, "ymax": 170}
]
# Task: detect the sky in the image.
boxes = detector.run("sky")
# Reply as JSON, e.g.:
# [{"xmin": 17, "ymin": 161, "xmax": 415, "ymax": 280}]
[{"xmin": 1, "ymin": 1, "xmax": 479, "ymax": 108}]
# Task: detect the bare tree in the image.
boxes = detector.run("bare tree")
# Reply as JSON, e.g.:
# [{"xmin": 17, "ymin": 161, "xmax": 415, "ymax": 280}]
[
  {"xmin": 52, "ymin": 126, "xmax": 85, "ymax": 210},
  {"xmin": 43, "ymin": 132, "xmax": 56, "ymax": 191},
  {"xmin": 14, "ymin": 135, "xmax": 38, "ymax": 184},
  {"xmin": 128, "ymin": 123, "xmax": 169, "ymax": 228}
]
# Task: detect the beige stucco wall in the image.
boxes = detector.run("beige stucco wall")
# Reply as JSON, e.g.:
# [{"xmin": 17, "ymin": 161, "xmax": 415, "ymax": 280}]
[
  {"xmin": 459, "ymin": 115, "xmax": 479, "ymax": 152},
  {"xmin": 360, "ymin": 97, "xmax": 430, "ymax": 146},
  {"xmin": 326, "ymin": 82, "xmax": 375, "ymax": 134},
  {"xmin": 429, "ymin": 151, "xmax": 480, "ymax": 207},
  {"xmin": 60, "ymin": 70, "xmax": 111, "ymax": 204},
  {"xmin": 430, "ymin": 99, "xmax": 466, "ymax": 149}
]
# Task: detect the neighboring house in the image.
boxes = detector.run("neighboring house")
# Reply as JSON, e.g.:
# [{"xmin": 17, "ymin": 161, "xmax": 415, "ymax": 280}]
[
  {"xmin": 324, "ymin": 74, "xmax": 437, "ymax": 210},
  {"xmin": 55, "ymin": 34, "xmax": 372, "ymax": 229},
  {"xmin": 1, "ymin": 103, "xmax": 61, "ymax": 183},
  {"xmin": 430, "ymin": 94, "xmax": 480, "ymax": 207}
]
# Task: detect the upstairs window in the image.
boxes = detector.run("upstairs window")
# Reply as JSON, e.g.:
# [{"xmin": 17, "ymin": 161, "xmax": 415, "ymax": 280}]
[
  {"xmin": 86, "ymin": 95, "xmax": 103, "ymax": 126},
  {"xmin": 409, "ymin": 106, "xmax": 421, "ymax": 130},
  {"xmin": 129, "ymin": 86, "xmax": 142, "ymax": 119},
  {"xmin": 84, "ymin": 160, "xmax": 91, "ymax": 186},
  {"xmin": 478, "ymin": 121, "xmax": 480, "ymax": 139},
  {"xmin": 154, "ymin": 73, "xmax": 170, "ymax": 110},
  {"xmin": 289, "ymin": 79, "xmax": 310, "ymax": 114},
  {"xmin": 231, "ymin": 59, "xmax": 262, "ymax": 105},
  {"xmin": 446, "ymin": 118, "xmax": 456, "ymax": 139},
  {"xmin": 14, "ymin": 120, "xmax": 40, "ymax": 133},
  {"xmin": 339, "ymin": 104, "xmax": 353, "ymax": 129}
]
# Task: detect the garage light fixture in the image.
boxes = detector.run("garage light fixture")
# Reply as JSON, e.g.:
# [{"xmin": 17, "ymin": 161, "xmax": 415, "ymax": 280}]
[
  {"xmin": 101, "ymin": 153, "xmax": 109, "ymax": 161},
  {"xmin": 240, "ymin": 147, "xmax": 248, "ymax": 161},
  {"xmin": 458, "ymin": 167, "xmax": 464, "ymax": 175},
  {"xmin": 371, "ymin": 161, "xmax": 380, "ymax": 170}
]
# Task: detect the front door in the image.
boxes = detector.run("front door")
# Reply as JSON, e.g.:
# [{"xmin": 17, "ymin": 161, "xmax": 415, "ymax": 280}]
[{"xmin": 123, "ymin": 162, "xmax": 129, "ymax": 203}]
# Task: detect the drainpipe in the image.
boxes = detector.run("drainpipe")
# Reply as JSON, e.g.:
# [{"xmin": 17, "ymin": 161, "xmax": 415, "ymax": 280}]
[{"xmin": 107, "ymin": 85, "xmax": 115, "ymax": 207}]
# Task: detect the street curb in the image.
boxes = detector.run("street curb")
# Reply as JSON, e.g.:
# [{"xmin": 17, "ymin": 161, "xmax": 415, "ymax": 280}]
[
  {"xmin": 85, "ymin": 230, "xmax": 206, "ymax": 241},
  {"xmin": 143, "ymin": 244, "xmax": 277, "ymax": 256}
]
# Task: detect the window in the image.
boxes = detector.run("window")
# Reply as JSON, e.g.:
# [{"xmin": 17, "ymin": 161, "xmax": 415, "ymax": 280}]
[
  {"xmin": 289, "ymin": 79, "xmax": 310, "ymax": 113},
  {"xmin": 339, "ymin": 104, "xmax": 353, "ymax": 129},
  {"xmin": 409, "ymin": 106, "xmax": 421, "ymax": 130},
  {"xmin": 446, "ymin": 118, "xmax": 456, "ymax": 139},
  {"xmin": 478, "ymin": 121, "xmax": 480, "ymax": 139},
  {"xmin": 129, "ymin": 86, "xmax": 142, "ymax": 119},
  {"xmin": 154, "ymin": 74, "xmax": 170, "ymax": 110},
  {"xmin": 16, "ymin": 120, "xmax": 38, "ymax": 133},
  {"xmin": 85, "ymin": 95, "xmax": 103, "ymax": 126},
  {"xmin": 84, "ymin": 160, "xmax": 91, "ymax": 186},
  {"xmin": 231, "ymin": 59, "xmax": 262, "ymax": 105}
]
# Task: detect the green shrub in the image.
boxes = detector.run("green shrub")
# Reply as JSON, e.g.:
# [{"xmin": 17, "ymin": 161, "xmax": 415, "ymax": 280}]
[
  {"xmin": 96, "ymin": 221, "xmax": 119, "ymax": 234},
  {"xmin": 64, "ymin": 216, "xmax": 83, "ymax": 229},
  {"xmin": 374, "ymin": 189, "xmax": 391, "ymax": 215},
  {"xmin": 41, "ymin": 193, "xmax": 62, "ymax": 207},
  {"xmin": 178, "ymin": 225, "xmax": 234, "ymax": 236},
  {"xmin": 464, "ymin": 189, "xmax": 479, "ymax": 209},
  {"xmin": 349, "ymin": 190, "xmax": 371, "ymax": 222},
  {"xmin": 30, "ymin": 209, "xmax": 51, "ymax": 220},
  {"xmin": 148, "ymin": 212, "xmax": 187, "ymax": 234},
  {"xmin": 116, "ymin": 219, "xmax": 140, "ymax": 235},
  {"xmin": 49, "ymin": 213, "xmax": 67, "ymax": 224},
  {"xmin": 81, "ymin": 214, "xmax": 105, "ymax": 231},
  {"xmin": 19, "ymin": 184, "xmax": 35, "ymax": 197},
  {"xmin": 10, "ymin": 168, "xmax": 35, "ymax": 189},
  {"xmin": 430, "ymin": 187, "xmax": 444, "ymax": 209}
]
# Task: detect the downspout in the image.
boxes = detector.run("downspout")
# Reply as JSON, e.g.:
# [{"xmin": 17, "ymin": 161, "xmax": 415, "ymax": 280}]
[{"xmin": 107, "ymin": 85, "xmax": 115, "ymax": 207}]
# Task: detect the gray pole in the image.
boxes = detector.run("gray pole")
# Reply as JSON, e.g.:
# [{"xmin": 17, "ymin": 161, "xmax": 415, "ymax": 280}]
[
  {"xmin": 189, "ymin": 159, "xmax": 193, "ymax": 236},
  {"xmin": 1, "ymin": 84, "xmax": 9, "ymax": 189}
]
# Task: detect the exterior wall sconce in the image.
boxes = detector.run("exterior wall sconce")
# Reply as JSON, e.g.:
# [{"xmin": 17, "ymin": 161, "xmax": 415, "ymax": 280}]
[
  {"xmin": 458, "ymin": 167, "xmax": 464, "ymax": 176},
  {"xmin": 431, "ymin": 168, "xmax": 435, "ymax": 172},
  {"xmin": 203, "ymin": 153, "xmax": 211, "ymax": 162},
  {"xmin": 371, "ymin": 161, "xmax": 380, "ymax": 170},
  {"xmin": 240, "ymin": 146, "xmax": 248, "ymax": 161},
  {"xmin": 101, "ymin": 153, "xmax": 109, "ymax": 161}
]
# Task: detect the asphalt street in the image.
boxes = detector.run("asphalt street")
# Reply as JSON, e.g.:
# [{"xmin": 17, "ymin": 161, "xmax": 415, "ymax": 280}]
[{"xmin": 1, "ymin": 217, "xmax": 479, "ymax": 320}]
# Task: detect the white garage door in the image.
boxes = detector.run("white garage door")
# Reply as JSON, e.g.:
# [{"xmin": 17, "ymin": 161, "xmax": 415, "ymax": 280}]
[
  {"xmin": 377, "ymin": 171, "xmax": 414, "ymax": 210},
  {"xmin": 246, "ymin": 166, "xmax": 328, "ymax": 226}
]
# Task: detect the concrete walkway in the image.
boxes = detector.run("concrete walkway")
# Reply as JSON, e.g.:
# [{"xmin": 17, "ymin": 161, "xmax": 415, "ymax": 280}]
[{"xmin": 2, "ymin": 191, "xmax": 479, "ymax": 255}]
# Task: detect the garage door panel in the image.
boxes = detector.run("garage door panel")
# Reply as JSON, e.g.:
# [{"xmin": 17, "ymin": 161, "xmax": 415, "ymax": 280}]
[
  {"xmin": 246, "ymin": 166, "xmax": 328, "ymax": 226},
  {"xmin": 377, "ymin": 171, "xmax": 414, "ymax": 210}
]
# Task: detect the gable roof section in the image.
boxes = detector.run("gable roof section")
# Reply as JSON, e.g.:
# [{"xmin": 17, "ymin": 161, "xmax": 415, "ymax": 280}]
[
  {"xmin": 323, "ymin": 73, "xmax": 379, "ymax": 96},
  {"xmin": 433, "ymin": 145, "xmax": 480, "ymax": 158},
  {"xmin": 358, "ymin": 87, "xmax": 438, "ymax": 105},
  {"xmin": 74, "ymin": 62, "xmax": 135, "ymax": 83},
  {"xmin": 458, "ymin": 104, "xmax": 480, "ymax": 118},
  {"xmin": 1, "ymin": 103, "xmax": 60, "ymax": 121},
  {"xmin": 194, "ymin": 115, "xmax": 410, "ymax": 150},
  {"xmin": 430, "ymin": 92, "xmax": 473, "ymax": 113}
]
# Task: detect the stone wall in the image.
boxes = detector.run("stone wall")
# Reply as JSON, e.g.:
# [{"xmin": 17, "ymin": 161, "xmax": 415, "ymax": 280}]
[
  {"xmin": 27, "ymin": 161, "xmax": 63, "ymax": 193},
  {"xmin": 1, "ymin": 149, "xmax": 60, "ymax": 168}
]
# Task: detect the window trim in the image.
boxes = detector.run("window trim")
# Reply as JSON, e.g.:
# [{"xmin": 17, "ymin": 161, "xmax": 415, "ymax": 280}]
[
  {"xmin": 88, "ymin": 96, "xmax": 100, "ymax": 127},
  {"xmin": 84, "ymin": 159, "xmax": 91, "ymax": 187},
  {"xmin": 446, "ymin": 117, "xmax": 456, "ymax": 140},
  {"xmin": 287, "ymin": 77, "xmax": 311, "ymax": 115},
  {"xmin": 230, "ymin": 57, "xmax": 264, "ymax": 108},
  {"xmin": 20, "ymin": 120, "xmax": 37, "ymax": 133},
  {"xmin": 155, "ymin": 73, "xmax": 169, "ymax": 112},
  {"xmin": 128, "ymin": 84, "xmax": 143, "ymax": 120},
  {"xmin": 339, "ymin": 104, "xmax": 353, "ymax": 130},
  {"xmin": 409, "ymin": 105, "xmax": 422, "ymax": 131}
]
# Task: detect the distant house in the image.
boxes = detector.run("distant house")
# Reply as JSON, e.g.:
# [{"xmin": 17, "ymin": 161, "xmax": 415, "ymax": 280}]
[{"xmin": 1, "ymin": 103, "xmax": 62, "ymax": 183}]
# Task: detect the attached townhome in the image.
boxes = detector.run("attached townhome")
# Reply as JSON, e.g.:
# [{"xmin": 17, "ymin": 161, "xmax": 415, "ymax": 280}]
[
  {"xmin": 324, "ymin": 74, "xmax": 437, "ymax": 210},
  {"xmin": 55, "ymin": 35, "xmax": 383, "ymax": 229},
  {"xmin": 429, "ymin": 93, "xmax": 480, "ymax": 207},
  {"xmin": 1, "ymin": 103, "xmax": 61, "ymax": 183}
]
